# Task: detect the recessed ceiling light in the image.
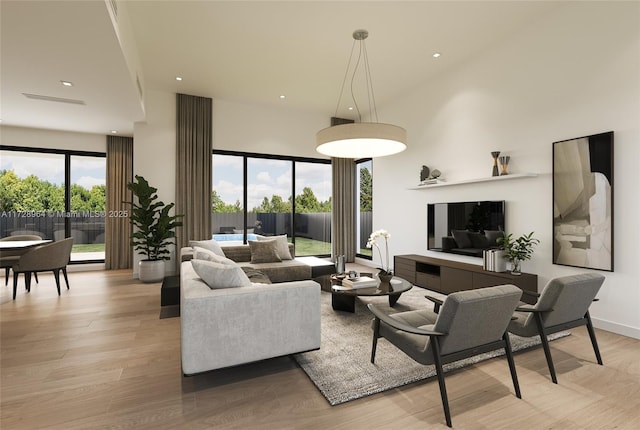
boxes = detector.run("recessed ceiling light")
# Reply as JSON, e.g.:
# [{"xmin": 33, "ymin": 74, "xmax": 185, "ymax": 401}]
[
  {"xmin": 348, "ymin": 107, "xmax": 354, "ymax": 111},
  {"xmin": 61, "ymin": 80, "xmax": 73, "ymax": 87},
  {"xmin": 111, "ymin": 130, "xmax": 118, "ymax": 134},
  {"xmin": 279, "ymin": 95, "xmax": 286, "ymax": 99},
  {"xmin": 432, "ymin": 52, "xmax": 441, "ymax": 58},
  {"xmin": 175, "ymin": 76, "xmax": 183, "ymax": 81}
]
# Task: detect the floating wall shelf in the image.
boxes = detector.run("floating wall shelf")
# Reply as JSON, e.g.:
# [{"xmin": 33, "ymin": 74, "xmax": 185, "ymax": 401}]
[{"xmin": 409, "ymin": 172, "xmax": 538, "ymax": 190}]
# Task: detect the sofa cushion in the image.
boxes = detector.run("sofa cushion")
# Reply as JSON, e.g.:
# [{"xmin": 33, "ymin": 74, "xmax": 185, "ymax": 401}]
[
  {"xmin": 191, "ymin": 259, "xmax": 252, "ymax": 289},
  {"xmin": 192, "ymin": 246, "xmax": 236, "ymax": 265},
  {"xmin": 249, "ymin": 240, "xmax": 282, "ymax": 264},
  {"xmin": 484, "ymin": 230, "xmax": 503, "ymax": 247},
  {"xmin": 189, "ymin": 239, "xmax": 225, "ymax": 257},
  {"xmin": 258, "ymin": 235, "xmax": 292, "ymax": 260},
  {"xmin": 241, "ymin": 267, "xmax": 272, "ymax": 284},
  {"xmin": 451, "ymin": 230, "xmax": 472, "ymax": 248}
]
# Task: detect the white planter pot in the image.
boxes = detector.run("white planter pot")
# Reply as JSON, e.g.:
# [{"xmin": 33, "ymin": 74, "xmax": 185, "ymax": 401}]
[{"xmin": 139, "ymin": 260, "xmax": 165, "ymax": 283}]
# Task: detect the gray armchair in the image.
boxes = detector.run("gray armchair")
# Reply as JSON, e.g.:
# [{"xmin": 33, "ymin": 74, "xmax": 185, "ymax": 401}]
[
  {"xmin": 368, "ymin": 284, "xmax": 523, "ymax": 428},
  {"xmin": 11, "ymin": 238, "xmax": 74, "ymax": 300},
  {"xmin": 507, "ymin": 272, "xmax": 605, "ymax": 383},
  {"xmin": 0, "ymin": 235, "xmax": 43, "ymax": 286}
]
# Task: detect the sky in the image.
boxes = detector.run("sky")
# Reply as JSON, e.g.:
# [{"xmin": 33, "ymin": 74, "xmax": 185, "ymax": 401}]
[
  {"xmin": 213, "ymin": 154, "xmax": 332, "ymax": 210},
  {"xmin": 0, "ymin": 151, "xmax": 106, "ymax": 189}
]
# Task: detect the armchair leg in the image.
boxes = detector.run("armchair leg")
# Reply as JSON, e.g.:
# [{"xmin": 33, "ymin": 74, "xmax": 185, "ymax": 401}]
[
  {"xmin": 53, "ymin": 270, "xmax": 61, "ymax": 295},
  {"xmin": 62, "ymin": 267, "xmax": 70, "ymax": 289},
  {"xmin": 585, "ymin": 311, "xmax": 603, "ymax": 365},
  {"xmin": 371, "ymin": 317, "xmax": 380, "ymax": 364},
  {"xmin": 503, "ymin": 333, "xmax": 522, "ymax": 398},
  {"xmin": 534, "ymin": 313, "xmax": 557, "ymax": 384},
  {"xmin": 25, "ymin": 272, "xmax": 32, "ymax": 292},
  {"xmin": 34, "ymin": 272, "xmax": 39, "ymax": 283},
  {"xmin": 431, "ymin": 337, "xmax": 452, "ymax": 428},
  {"xmin": 4, "ymin": 267, "xmax": 9, "ymax": 286}
]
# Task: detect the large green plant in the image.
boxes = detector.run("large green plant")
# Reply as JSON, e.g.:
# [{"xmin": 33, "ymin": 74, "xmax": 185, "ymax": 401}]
[
  {"xmin": 125, "ymin": 175, "xmax": 183, "ymax": 261},
  {"xmin": 497, "ymin": 231, "xmax": 540, "ymax": 262}
]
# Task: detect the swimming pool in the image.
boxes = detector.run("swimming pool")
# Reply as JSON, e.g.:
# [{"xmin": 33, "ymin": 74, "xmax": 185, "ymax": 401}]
[{"xmin": 212, "ymin": 233, "xmax": 259, "ymax": 242}]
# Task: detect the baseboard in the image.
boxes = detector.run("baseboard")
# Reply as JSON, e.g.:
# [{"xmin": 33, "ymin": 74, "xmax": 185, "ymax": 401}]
[{"xmin": 592, "ymin": 317, "xmax": 640, "ymax": 340}]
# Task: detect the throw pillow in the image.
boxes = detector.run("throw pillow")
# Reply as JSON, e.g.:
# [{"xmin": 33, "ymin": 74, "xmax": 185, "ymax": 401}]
[
  {"xmin": 451, "ymin": 230, "xmax": 472, "ymax": 249},
  {"xmin": 188, "ymin": 239, "xmax": 225, "ymax": 257},
  {"xmin": 192, "ymin": 246, "xmax": 236, "ymax": 265},
  {"xmin": 248, "ymin": 240, "xmax": 282, "ymax": 264},
  {"xmin": 257, "ymin": 235, "xmax": 292, "ymax": 260},
  {"xmin": 191, "ymin": 259, "xmax": 252, "ymax": 289}
]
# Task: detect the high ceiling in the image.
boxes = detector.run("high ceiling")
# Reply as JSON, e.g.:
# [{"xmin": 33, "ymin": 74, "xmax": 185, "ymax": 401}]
[{"xmin": 1, "ymin": 1, "xmax": 564, "ymax": 136}]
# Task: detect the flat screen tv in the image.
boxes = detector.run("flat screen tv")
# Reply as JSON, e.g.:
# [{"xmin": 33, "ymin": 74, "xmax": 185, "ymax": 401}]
[{"xmin": 427, "ymin": 201, "xmax": 505, "ymax": 258}]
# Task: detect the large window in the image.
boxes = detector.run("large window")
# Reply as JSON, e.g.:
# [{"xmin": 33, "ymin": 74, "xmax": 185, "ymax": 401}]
[
  {"xmin": 212, "ymin": 151, "xmax": 331, "ymax": 256},
  {"xmin": 0, "ymin": 146, "xmax": 106, "ymax": 263},
  {"xmin": 357, "ymin": 159, "xmax": 373, "ymax": 258}
]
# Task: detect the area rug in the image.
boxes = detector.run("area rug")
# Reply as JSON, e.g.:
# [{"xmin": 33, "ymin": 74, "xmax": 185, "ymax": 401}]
[{"xmin": 293, "ymin": 288, "xmax": 569, "ymax": 406}]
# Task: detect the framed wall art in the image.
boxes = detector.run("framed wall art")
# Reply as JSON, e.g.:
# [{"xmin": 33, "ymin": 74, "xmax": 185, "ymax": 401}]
[{"xmin": 552, "ymin": 131, "xmax": 613, "ymax": 271}]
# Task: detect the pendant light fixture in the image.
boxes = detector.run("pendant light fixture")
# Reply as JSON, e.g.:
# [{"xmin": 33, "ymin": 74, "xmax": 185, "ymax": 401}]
[{"xmin": 316, "ymin": 29, "xmax": 407, "ymax": 158}]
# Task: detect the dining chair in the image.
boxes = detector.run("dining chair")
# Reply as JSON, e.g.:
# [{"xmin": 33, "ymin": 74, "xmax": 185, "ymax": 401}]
[
  {"xmin": 368, "ymin": 284, "xmax": 523, "ymax": 427},
  {"xmin": 507, "ymin": 272, "xmax": 605, "ymax": 383},
  {"xmin": 0, "ymin": 235, "xmax": 43, "ymax": 286},
  {"xmin": 11, "ymin": 237, "xmax": 74, "ymax": 300}
]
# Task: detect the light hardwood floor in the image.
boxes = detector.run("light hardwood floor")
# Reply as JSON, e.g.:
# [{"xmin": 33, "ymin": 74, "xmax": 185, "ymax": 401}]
[{"xmin": 1, "ymin": 268, "xmax": 639, "ymax": 430}]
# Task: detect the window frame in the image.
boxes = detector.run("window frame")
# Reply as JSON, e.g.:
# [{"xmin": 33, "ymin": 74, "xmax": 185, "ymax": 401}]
[
  {"xmin": 213, "ymin": 149, "xmax": 332, "ymax": 257},
  {"xmin": 356, "ymin": 157, "xmax": 373, "ymax": 260}
]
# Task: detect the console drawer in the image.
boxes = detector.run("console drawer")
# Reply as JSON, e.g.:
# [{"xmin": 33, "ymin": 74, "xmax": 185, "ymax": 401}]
[{"xmin": 416, "ymin": 272, "xmax": 441, "ymax": 290}]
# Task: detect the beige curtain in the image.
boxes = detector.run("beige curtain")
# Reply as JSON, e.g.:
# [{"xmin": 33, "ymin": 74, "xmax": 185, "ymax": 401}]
[
  {"xmin": 175, "ymin": 93, "xmax": 213, "ymax": 268},
  {"xmin": 331, "ymin": 157, "xmax": 356, "ymax": 262},
  {"xmin": 105, "ymin": 135, "xmax": 133, "ymax": 269}
]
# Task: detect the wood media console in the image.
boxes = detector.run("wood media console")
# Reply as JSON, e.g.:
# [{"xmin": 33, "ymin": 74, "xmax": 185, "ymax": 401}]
[{"xmin": 394, "ymin": 254, "xmax": 538, "ymax": 304}]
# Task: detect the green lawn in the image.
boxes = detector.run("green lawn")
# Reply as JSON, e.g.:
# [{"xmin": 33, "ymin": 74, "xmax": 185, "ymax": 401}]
[
  {"xmin": 294, "ymin": 237, "xmax": 331, "ymax": 256},
  {"xmin": 72, "ymin": 244, "xmax": 105, "ymax": 253}
]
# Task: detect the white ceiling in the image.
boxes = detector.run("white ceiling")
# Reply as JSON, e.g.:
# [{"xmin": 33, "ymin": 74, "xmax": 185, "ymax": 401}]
[{"xmin": 1, "ymin": 1, "xmax": 564, "ymax": 137}]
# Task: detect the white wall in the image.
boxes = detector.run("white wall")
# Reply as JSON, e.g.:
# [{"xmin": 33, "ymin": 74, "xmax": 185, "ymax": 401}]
[
  {"xmin": 0, "ymin": 125, "xmax": 105, "ymax": 152},
  {"xmin": 132, "ymin": 90, "xmax": 176, "ymax": 276},
  {"xmin": 212, "ymin": 98, "xmax": 329, "ymax": 158},
  {"xmin": 373, "ymin": 2, "xmax": 640, "ymax": 338}
]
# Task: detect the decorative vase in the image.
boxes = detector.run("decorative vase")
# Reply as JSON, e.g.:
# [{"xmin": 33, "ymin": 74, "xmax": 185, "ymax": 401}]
[
  {"xmin": 378, "ymin": 271, "xmax": 393, "ymax": 292},
  {"xmin": 499, "ymin": 155, "xmax": 510, "ymax": 175},
  {"xmin": 139, "ymin": 260, "xmax": 165, "ymax": 283},
  {"xmin": 491, "ymin": 151, "xmax": 500, "ymax": 177},
  {"xmin": 510, "ymin": 258, "xmax": 521, "ymax": 276}
]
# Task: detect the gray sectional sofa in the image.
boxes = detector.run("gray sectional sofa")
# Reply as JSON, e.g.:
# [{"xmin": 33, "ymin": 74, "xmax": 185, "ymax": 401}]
[{"xmin": 179, "ymin": 241, "xmax": 321, "ymax": 375}]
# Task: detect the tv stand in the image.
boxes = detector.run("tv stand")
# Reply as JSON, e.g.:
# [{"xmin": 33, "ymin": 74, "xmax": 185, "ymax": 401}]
[{"xmin": 394, "ymin": 254, "xmax": 537, "ymax": 304}]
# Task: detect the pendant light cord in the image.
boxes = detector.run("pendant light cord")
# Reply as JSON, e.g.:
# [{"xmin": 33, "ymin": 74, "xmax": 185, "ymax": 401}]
[{"xmin": 333, "ymin": 35, "xmax": 379, "ymax": 123}]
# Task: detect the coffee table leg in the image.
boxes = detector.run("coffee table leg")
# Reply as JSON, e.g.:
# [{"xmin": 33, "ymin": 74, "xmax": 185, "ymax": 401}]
[
  {"xmin": 332, "ymin": 293, "xmax": 356, "ymax": 313},
  {"xmin": 389, "ymin": 293, "xmax": 402, "ymax": 307}
]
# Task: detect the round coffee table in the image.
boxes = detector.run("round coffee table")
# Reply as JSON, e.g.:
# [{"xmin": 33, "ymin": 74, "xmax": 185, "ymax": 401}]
[{"xmin": 330, "ymin": 275, "xmax": 413, "ymax": 313}]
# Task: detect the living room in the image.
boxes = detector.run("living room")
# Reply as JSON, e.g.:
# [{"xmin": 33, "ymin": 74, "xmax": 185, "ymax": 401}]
[{"xmin": 1, "ymin": 1, "xmax": 639, "ymax": 429}]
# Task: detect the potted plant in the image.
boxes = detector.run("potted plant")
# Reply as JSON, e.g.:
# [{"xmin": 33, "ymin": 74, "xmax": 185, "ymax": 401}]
[
  {"xmin": 366, "ymin": 229, "xmax": 393, "ymax": 284},
  {"xmin": 497, "ymin": 231, "xmax": 540, "ymax": 275},
  {"xmin": 126, "ymin": 175, "xmax": 183, "ymax": 282}
]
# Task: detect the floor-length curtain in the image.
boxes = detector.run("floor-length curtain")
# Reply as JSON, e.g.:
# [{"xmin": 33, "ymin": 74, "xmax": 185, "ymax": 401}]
[
  {"xmin": 175, "ymin": 93, "xmax": 212, "ymax": 270},
  {"xmin": 331, "ymin": 157, "xmax": 356, "ymax": 262},
  {"xmin": 105, "ymin": 135, "xmax": 133, "ymax": 269}
]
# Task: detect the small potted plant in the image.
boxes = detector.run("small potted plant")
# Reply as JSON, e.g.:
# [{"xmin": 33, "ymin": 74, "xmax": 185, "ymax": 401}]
[
  {"xmin": 367, "ymin": 229, "xmax": 393, "ymax": 284},
  {"xmin": 125, "ymin": 175, "xmax": 183, "ymax": 282},
  {"xmin": 497, "ymin": 231, "xmax": 540, "ymax": 275}
]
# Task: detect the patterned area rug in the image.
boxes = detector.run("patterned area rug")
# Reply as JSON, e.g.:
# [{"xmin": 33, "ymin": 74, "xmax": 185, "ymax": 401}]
[{"xmin": 293, "ymin": 287, "xmax": 569, "ymax": 406}]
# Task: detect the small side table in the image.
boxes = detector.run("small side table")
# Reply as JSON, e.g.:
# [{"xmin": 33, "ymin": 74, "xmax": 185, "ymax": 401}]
[
  {"xmin": 295, "ymin": 256, "xmax": 336, "ymax": 291},
  {"xmin": 161, "ymin": 275, "xmax": 180, "ymax": 306}
]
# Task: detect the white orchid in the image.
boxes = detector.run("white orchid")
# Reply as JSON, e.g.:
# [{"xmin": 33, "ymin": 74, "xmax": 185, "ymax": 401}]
[{"xmin": 366, "ymin": 229, "xmax": 391, "ymax": 274}]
